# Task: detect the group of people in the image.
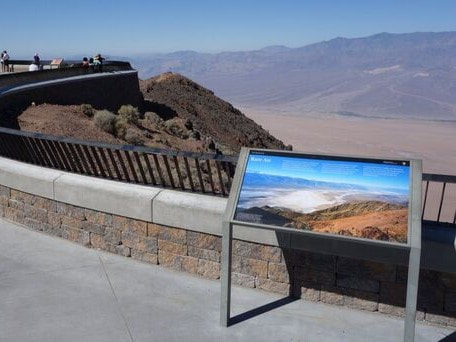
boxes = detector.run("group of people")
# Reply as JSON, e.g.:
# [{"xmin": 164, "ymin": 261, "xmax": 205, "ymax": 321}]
[
  {"xmin": 1, "ymin": 50, "xmax": 10, "ymax": 72},
  {"xmin": 0, "ymin": 51, "xmax": 106, "ymax": 73},
  {"xmin": 81, "ymin": 53, "xmax": 105, "ymax": 71}
]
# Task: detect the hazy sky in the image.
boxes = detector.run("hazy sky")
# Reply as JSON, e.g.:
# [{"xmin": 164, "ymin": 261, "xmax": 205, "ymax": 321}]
[{"xmin": 3, "ymin": 1, "xmax": 456, "ymax": 58}]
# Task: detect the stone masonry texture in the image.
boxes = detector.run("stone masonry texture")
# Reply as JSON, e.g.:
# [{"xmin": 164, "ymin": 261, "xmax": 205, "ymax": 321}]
[{"xmin": 0, "ymin": 185, "xmax": 455, "ymax": 328}]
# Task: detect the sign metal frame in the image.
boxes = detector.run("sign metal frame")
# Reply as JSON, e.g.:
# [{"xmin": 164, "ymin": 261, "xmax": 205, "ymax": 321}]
[{"xmin": 220, "ymin": 147, "xmax": 422, "ymax": 342}]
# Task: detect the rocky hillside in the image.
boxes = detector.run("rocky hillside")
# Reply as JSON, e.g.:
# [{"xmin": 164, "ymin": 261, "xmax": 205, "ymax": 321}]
[
  {"xmin": 140, "ymin": 72, "xmax": 288, "ymax": 154},
  {"xmin": 17, "ymin": 72, "xmax": 287, "ymax": 155}
]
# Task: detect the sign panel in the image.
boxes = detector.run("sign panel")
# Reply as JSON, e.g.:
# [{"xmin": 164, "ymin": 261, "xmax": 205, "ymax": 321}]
[{"xmin": 233, "ymin": 150, "xmax": 411, "ymax": 244}]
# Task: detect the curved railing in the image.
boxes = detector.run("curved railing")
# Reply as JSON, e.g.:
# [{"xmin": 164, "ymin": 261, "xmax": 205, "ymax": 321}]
[
  {"xmin": 0, "ymin": 127, "xmax": 236, "ymax": 197},
  {"xmin": 0, "ymin": 60, "xmax": 133, "ymax": 90}
]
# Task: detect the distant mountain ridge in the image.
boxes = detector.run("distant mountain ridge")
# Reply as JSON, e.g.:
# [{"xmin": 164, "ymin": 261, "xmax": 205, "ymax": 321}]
[{"xmin": 132, "ymin": 32, "xmax": 456, "ymax": 120}]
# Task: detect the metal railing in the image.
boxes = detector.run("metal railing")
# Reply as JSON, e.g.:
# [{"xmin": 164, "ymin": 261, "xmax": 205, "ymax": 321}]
[
  {"xmin": 0, "ymin": 127, "xmax": 237, "ymax": 197},
  {"xmin": 0, "ymin": 126, "xmax": 454, "ymax": 223},
  {"xmin": 422, "ymin": 173, "xmax": 456, "ymax": 225}
]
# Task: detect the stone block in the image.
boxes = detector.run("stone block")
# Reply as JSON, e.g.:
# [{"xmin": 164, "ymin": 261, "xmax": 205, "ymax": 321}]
[
  {"xmin": 0, "ymin": 195, "xmax": 9, "ymax": 206},
  {"xmin": 441, "ymin": 273, "xmax": 456, "ymax": 288},
  {"xmin": 256, "ymin": 278, "xmax": 290, "ymax": 295},
  {"xmin": 289, "ymin": 249, "xmax": 336, "ymax": 273},
  {"xmin": 425, "ymin": 313, "xmax": 456, "ymax": 327},
  {"xmin": 268, "ymin": 262, "xmax": 290, "ymax": 283},
  {"xmin": 188, "ymin": 246, "xmax": 220, "ymax": 262},
  {"xmin": 62, "ymin": 226, "xmax": 90, "ymax": 247},
  {"xmin": 232, "ymin": 255, "xmax": 268, "ymax": 278},
  {"xmin": 336, "ymin": 274, "xmax": 379, "ymax": 293},
  {"xmin": 379, "ymin": 282, "xmax": 406, "ymax": 307},
  {"xmin": 24, "ymin": 217, "xmax": 44, "ymax": 231},
  {"xmin": 84, "ymin": 209, "xmax": 112, "ymax": 226},
  {"xmin": 378, "ymin": 303, "xmax": 405, "ymax": 317},
  {"xmin": 131, "ymin": 250, "xmax": 158, "ymax": 265},
  {"xmin": 47, "ymin": 212, "xmax": 62, "ymax": 228},
  {"xmin": 320, "ymin": 286, "xmax": 344, "ymax": 305},
  {"xmin": 343, "ymin": 289, "xmax": 379, "ymax": 312},
  {"xmin": 4, "ymin": 207, "xmax": 25, "ymax": 223},
  {"xmin": 61, "ymin": 215, "xmax": 83, "ymax": 229},
  {"xmin": 82, "ymin": 221, "xmax": 105, "ymax": 235},
  {"xmin": 33, "ymin": 197, "xmax": 57, "ymax": 212},
  {"xmin": 113, "ymin": 215, "xmax": 130, "ymax": 230},
  {"xmin": 91, "ymin": 233, "xmax": 108, "ymax": 250},
  {"xmin": 300, "ymin": 285, "xmax": 320, "ymax": 302},
  {"xmin": 147, "ymin": 223, "xmax": 160, "ymax": 237},
  {"xmin": 8, "ymin": 199, "xmax": 24, "ymax": 211},
  {"xmin": 181, "ymin": 256, "xmax": 199, "ymax": 274},
  {"xmin": 24, "ymin": 205, "xmax": 48, "ymax": 222},
  {"xmin": 158, "ymin": 226, "xmax": 187, "ymax": 244},
  {"xmin": 187, "ymin": 231, "xmax": 221, "ymax": 251},
  {"xmin": 57, "ymin": 202, "xmax": 85, "ymax": 220},
  {"xmin": 10, "ymin": 190, "xmax": 34, "ymax": 204},
  {"xmin": 233, "ymin": 240, "xmax": 281, "ymax": 263},
  {"xmin": 158, "ymin": 239, "xmax": 187, "ymax": 255},
  {"xmin": 122, "ymin": 231, "xmax": 157, "ymax": 253},
  {"xmin": 158, "ymin": 250, "xmax": 182, "ymax": 271},
  {"xmin": 337, "ymin": 257, "xmax": 396, "ymax": 282},
  {"xmin": 294, "ymin": 266, "xmax": 335, "ymax": 286},
  {"xmin": 105, "ymin": 227, "xmax": 122, "ymax": 245},
  {"xmin": 197, "ymin": 259, "xmax": 220, "ymax": 279},
  {"xmin": 232, "ymin": 272, "xmax": 255, "ymax": 288},
  {"xmin": 115, "ymin": 245, "xmax": 131, "ymax": 257},
  {"xmin": 0, "ymin": 205, "xmax": 4, "ymax": 217},
  {"xmin": 129, "ymin": 219, "xmax": 148, "ymax": 237}
]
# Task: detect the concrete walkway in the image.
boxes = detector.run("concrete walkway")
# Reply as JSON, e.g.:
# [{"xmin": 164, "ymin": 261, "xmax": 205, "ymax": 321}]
[{"xmin": 0, "ymin": 218, "xmax": 453, "ymax": 342}]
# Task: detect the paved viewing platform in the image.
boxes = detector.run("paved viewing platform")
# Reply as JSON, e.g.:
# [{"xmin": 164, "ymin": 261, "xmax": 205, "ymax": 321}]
[{"xmin": 0, "ymin": 218, "xmax": 453, "ymax": 342}]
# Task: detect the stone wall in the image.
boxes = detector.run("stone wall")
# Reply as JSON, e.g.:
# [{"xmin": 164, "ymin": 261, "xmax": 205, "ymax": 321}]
[{"xmin": 1, "ymin": 184, "xmax": 455, "ymax": 328}]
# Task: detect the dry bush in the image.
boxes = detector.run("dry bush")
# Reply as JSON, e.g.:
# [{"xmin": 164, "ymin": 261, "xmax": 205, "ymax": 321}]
[
  {"xmin": 114, "ymin": 117, "xmax": 128, "ymax": 139},
  {"xmin": 80, "ymin": 104, "xmax": 94, "ymax": 117},
  {"xmin": 118, "ymin": 105, "xmax": 141, "ymax": 124},
  {"xmin": 93, "ymin": 110, "xmax": 116, "ymax": 134},
  {"xmin": 125, "ymin": 128, "xmax": 145, "ymax": 146}
]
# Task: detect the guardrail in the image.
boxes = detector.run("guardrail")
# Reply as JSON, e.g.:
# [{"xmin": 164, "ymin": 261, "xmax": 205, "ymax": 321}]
[
  {"xmin": 0, "ymin": 126, "xmax": 454, "ymax": 224},
  {"xmin": 3, "ymin": 59, "xmax": 131, "ymax": 72},
  {"xmin": 0, "ymin": 127, "xmax": 236, "ymax": 197}
]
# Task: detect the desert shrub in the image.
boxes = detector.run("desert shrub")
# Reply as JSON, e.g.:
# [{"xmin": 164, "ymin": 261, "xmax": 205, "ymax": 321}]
[
  {"xmin": 80, "ymin": 104, "xmax": 94, "ymax": 117},
  {"xmin": 118, "ymin": 105, "xmax": 141, "ymax": 124},
  {"xmin": 114, "ymin": 117, "xmax": 128, "ymax": 139},
  {"xmin": 93, "ymin": 110, "xmax": 116, "ymax": 134},
  {"xmin": 125, "ymin": 128, "xmax": 145, "ymax": 146},
  {"xmin": 145, "ymin": 111, "xmax": 163, "ymax": 123}
]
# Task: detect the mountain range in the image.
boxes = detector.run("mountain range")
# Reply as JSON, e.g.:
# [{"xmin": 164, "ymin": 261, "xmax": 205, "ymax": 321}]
[{"xmin": 131, "ymin": 32, "xmax": 456, "ymax": 121}]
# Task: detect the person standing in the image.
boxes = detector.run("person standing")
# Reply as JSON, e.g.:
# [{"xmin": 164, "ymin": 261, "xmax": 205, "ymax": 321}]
[
  {"xmin": 33, "ymin": 53, "xmax": 40, "ymax": 67},
  {"xmin": 1, "ymin": 51, "xmax": 4, "ymax": 72},
  {"xmin": 2, "ymin": 51, "xmax": 9, "ymax": 72}
]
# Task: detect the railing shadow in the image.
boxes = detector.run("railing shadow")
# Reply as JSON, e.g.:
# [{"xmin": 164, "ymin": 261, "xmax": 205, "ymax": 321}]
[{"xmin": 229, "ymin": 296, "xmax": 298, "ymax": 326}]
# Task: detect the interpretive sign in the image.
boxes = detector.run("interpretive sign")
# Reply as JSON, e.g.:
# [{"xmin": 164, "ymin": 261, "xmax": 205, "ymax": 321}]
[
  {"xmin": 221, "ymin": 148, "xmax": 422, "ymax": 342},
  {"xmin": 233, "ymin": 151, "xmax": 411, "ymax": 245}
]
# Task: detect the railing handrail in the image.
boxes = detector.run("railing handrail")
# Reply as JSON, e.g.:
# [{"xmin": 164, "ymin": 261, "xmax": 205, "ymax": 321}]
[
  {"xmin": 5, "ymin": 59, "xmax": 131, "ymax": 67},
  {"xmin": 0, "ymin": 126, "xmax": 238, "ymax": 163},
  {"xmin": 422, "ymin": 173, "xmax": 456, "ymax": 183}
]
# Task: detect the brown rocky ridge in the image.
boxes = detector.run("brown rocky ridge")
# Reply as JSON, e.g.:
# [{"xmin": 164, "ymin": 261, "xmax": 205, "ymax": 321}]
[{"xmin": 17, "ymin": 72, "xmax": 287, "ymax": 155}]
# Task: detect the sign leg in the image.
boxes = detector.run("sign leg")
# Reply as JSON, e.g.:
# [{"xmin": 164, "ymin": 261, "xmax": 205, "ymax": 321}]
[
  {"xmin": 404, "ymin": 247, "xmax": 421, "ymax": 342},
  {"xmin": 220, "ymin": 222, "xmax": 233, "ymax": 327}
]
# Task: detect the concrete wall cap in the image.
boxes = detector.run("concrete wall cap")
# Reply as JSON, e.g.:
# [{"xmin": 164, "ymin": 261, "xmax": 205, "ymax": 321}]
[
  {"xmin": 0, "ymin": 157, "xmax": 62, "ymax": 198},
  {"xmin": 54, "ymin": 173, "xmax": 160, "ymax": 221}
]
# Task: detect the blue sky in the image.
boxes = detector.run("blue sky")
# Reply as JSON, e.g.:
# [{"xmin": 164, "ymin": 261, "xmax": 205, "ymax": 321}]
[
  {"xmin": 3, "ymin": 1, "xmax": 456, "ymax": 58},
  {"xmin": 245, "ymin": 154, "xmax": 410, "ymax": 191}
]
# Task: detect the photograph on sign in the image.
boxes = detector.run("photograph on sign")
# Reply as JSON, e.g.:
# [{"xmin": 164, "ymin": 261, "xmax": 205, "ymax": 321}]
[{"xmin": 234, "ymin": 151, "xmax": 410, "ymax": 243}]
